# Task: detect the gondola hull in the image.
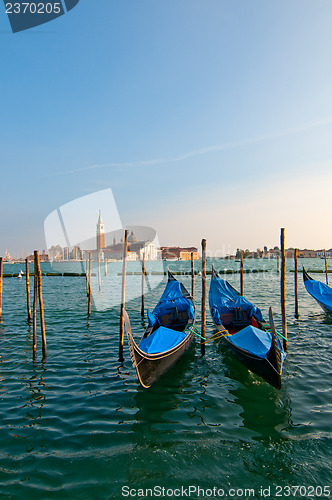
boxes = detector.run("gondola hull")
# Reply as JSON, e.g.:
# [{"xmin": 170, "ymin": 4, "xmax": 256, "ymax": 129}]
[
  {"xmin": 209, "ymin": 267, "xmax": 285, "ymax": 389},
  {"xmin": 216, "ymin": 323, "xmax": 282, "ymax": 389},
  {"xmin": 125, "ymin": 310, "xmax": 194, "ymax": 388},
  {"xmin": 124, "ymin": 270, "xmax": 195, "ymax": 388}
]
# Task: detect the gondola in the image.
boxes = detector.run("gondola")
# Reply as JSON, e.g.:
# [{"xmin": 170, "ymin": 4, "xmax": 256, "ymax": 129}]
[
  {"xmin": 124, "ymin": 270, "xmax": 195, "ymax": 388},
  {"xmin": 303, "ymin": 266, "xmax": 332, "ymax": 315},
  {"xmin": 209, "ymin": 266, "xmax": 286, "ymax": 389}
]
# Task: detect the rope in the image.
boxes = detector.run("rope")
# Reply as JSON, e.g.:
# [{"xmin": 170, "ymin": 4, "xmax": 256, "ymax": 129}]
[
  {"xmin": 186, "ymin": 325, "xmax": 230, "ymax": 343},
  {"xmin": 266, "ymin": 328, "xmax": 288, "ymax": 342},
  {"xmin": 186, "ymin": 325, "xmax": 205, "ymax": 340},
  {"xmin": 265, "ymin": 356, "xmax": 282, "ymax": 376},
  {"xmin": 135, "ymin": 357, "xmax": 145, "ymax": 368},
  {"xmin": 204, "ymin": 329, "xmax": 230, "ymax": 343}
]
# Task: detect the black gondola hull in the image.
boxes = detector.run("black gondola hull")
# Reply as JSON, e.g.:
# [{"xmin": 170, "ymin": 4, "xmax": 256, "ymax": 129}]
[
  {"xmin": 213, "ymin": 321, "xmax": 282, "ymax": 389},
  {"xmin": 128, "ymin": 328, "xmax": 194, "ymax": 388},
  {"xmin": 225, "ymin": 336, "xmax": 282, "ymax": 389},
  {"xmin": 124, "ymin": 270, "xmax": 196, "ymax": 388},
  {"xmin": 209, "ymin": 267, "xmax": 285, "ymax": 390}
]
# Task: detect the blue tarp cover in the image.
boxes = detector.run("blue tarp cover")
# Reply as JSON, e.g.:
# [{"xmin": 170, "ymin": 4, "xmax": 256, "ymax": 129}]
[
  {"xmin": 148, "ymin": 280, "xmax": 194, "ymax": 327},
  {"xmin": 209, "ymin": 276, "xmax": 264, "ymax": 323},
  {"xmin": 147, "ymin": 308, "xmax": 159, "ymax": 328},
  {"xmin": 304, "ymin": 278, "xmax": 332, "ymax": 312},
  {"xmin": 139, "ymin": 326, "xmax": 187, "ymax": 354},
  {"xmin": 228, "ymin": 325, "xmax": 272, "ymax": 358}
]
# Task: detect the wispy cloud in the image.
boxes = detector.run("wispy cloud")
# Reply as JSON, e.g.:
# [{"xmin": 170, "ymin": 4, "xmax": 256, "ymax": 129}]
[{"xmin": 62, "ymin": 116, "xmax": 332, "ymax": 175}]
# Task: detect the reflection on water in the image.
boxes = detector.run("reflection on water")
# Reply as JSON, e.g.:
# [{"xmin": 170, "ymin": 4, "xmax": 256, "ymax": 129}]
[{"xmin": 217, "ymin": 344, "xmax": 292, "ymax": 440}]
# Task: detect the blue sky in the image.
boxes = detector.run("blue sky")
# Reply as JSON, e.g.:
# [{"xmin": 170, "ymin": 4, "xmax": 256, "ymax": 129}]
[{"xmin": 1, "ymin": 0, "xmax": 332, "ymax": 256}]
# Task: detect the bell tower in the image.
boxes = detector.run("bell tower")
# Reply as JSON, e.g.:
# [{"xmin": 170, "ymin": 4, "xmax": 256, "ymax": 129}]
[{"xmin": 96, "ymin": 210, "xmax": 105, "ymax": 251}]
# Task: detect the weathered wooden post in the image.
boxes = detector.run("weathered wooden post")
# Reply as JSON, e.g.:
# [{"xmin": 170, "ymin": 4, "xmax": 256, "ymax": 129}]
[
  {"xmin": 280, "ymin": 229, "xmax": 287, "ymax": 351},
  {"xmin": 0, "ymin": 257, "xmax": 3, "ymax": 322},
  {"xmin": 141, "ymin": 250, "xmax": 145, "ymax": 317},
  {"xmin": 119, "ymin": 229, "xmax": 129, "ymax": 362},
  {"xmin": 88, "ymin": 253, "xmax": 92, "ymax": 317},
  {"xmin": 201, "ymin": 239, "xmax": 207, "ymax": 356},
  {"xmin": 191, "ymin": 252, "xmax": 195, "ymax": 300},
  {"xmin": 240, "ymin": 250, "xmax": 244, "ymax": 296},
  {"xmin": 85, "ymin": 258, "xmax": 89, "ymax": 296},
  {"xmin": 324, "ymin": 249, "xmax": 329, "ymax": 285},
  {"xmin": 33, "ymin": 260, "xmax": 37, "ymax": 361},
  {"xmin": 25, "ymin": 257, "xmax": 31, "ymax": 322},
  {"xmin": 294, "ymin": 248, "xmax": 299, "ymax": 318},
  {"xmin": 34, "ymin": 251, "xmax": 46, "ymax": 360}
]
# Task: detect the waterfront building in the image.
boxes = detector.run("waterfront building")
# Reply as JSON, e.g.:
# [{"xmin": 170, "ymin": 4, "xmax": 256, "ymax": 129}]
[
  {"xmin": 160, "ymin": 247, "xmax": 200, "ymax": 260},
  {"xmin": 4, "ymin": 250, "xmax": 12, "ymax": 262},
  {"xmin": 316, "ymin": 249, "xmax": 332, "ymax": 258},
  {"xmin": 297, "ymin": 249, "xmax": 317, "ymax": 258},
  {"xmin": 63, "ymin": 247, "xmax": 70, "ymax": 260}
]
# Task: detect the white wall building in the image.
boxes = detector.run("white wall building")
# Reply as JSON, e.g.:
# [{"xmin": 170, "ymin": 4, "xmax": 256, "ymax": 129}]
[{"xmin": 139, "ymin": 240, "xmax": 161, "ymax": 261}]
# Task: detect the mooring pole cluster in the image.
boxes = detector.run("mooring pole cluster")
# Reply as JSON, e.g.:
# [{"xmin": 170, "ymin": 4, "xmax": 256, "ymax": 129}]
[{"xmin": 5, "ymin": 225, "xmax": 332, "ymax": 365}]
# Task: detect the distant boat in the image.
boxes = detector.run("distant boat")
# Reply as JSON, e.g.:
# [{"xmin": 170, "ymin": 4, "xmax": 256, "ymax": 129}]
[
  {"xmin": 124, "ymin": 270, "xmax": 195, "ymax": 388},
  {"xmin": 18, "ymin": 270, "xmax": 24, "ymax": 279},
  {"xmin": 303, "ymin": 267, "xmax": 332, "ymax": 315},
  {"xmin": 209, "ymin": 266, "xmax": 286, "ymax": 389}
]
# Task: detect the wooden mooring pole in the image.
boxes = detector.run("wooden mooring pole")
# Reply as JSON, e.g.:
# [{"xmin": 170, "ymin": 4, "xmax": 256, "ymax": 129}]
[
  {"xmin": 0, "ymin": 257, "xmax": 3, "ymax": 322},
  {"xmin": 33, "ymin": 259, "xmax": 37, "ymax": 361},
  {"xmin": 88, "ymin": 253, "xmax": 92, "ymax": 317},
  {"xmin": 119, "ymin": 229, "xmax": 128, "ymax": 362},
  {"xmin": 34, "ymin": 251, "xmax": 46, "ymax": 360},
  {"xmin": 280, "ymin": 229, "xmax": 287, "ymax": 351},
  {"xmin": 294, "ymin": 248, "xmax": 299, "ymax": 318},
  {"xmin": 141, "ymin": 250, "xmax": 145, "ymax": 317},
  {"xmin": 85, "ymin": 258, "xmax": 89, "ymax": 296},
  {"xmin": 324, "ymin": 249, "xmax": 329, "ymax": 285},
  {"xmin": 201, "ymin": 239, "xmax": 207, "ymax": 356},
  {"xmin": 240, "ymin": 251, "xmax": 244, "ymax": 296},
  {"xmin": 191, "ymin": 252, "xmax": 195, "ymax": 300},
  {"xmin": 25, "ymin": 257, "xmax": 31, "ymax": 322}
]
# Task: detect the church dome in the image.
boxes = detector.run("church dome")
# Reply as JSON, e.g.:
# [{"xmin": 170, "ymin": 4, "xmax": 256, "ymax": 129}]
[{"xmin": 128, "ymin": 230, "xmax": 138, "ymax": 243}]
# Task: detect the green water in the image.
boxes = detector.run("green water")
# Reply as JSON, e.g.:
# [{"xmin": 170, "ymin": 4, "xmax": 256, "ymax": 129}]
[{"xmin": 0, "ymin": 259, "xmax": 331, "ymax": 499}]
